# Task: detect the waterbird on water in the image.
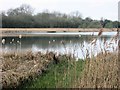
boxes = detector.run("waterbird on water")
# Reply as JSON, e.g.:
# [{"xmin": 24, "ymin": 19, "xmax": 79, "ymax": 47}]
[
  {"xmin": 2, "ymin": 39, "xmax": 5, "ymax": 44},
  {"xmin": 79, "ymin": 34, "xmax": 81, "ymax": 37},
  {"xmin": 53, "ymin": 40, "xmax": 55, "ymax": 42},
  {"xmin": 49, "ymin": 41, "xmax": 51, "ymax": 44},
  {"xmin": 12, "ymin": 39, "xmax": 14, "ymax": 42},
  {"xmin": 10, "ymin": 42, "xmax": 12, "ymax": 44},
  {"xmin": 19, "ymin": 35, "xmax": 22, "ymax": 39},
  {"xmin": 17, "ymin": 41, "xmax": 20, "ymax": 44}
]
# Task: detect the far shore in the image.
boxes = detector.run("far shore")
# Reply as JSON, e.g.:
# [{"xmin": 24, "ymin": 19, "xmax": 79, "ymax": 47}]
[
  {"xmin": 0, "ymin": 28, "xmax": 118, "ymax": 32},
  {"xmin": 0, "ymin": 28, "xmax": 118, "ymax": 37}
]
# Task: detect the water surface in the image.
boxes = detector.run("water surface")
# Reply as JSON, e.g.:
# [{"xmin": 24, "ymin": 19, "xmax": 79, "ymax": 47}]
[{"xmin": 2, "ymin": 32, "xmax": 118, "ymax": 59}]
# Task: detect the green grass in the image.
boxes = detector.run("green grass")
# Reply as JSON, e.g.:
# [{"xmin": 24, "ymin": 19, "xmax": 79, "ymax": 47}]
[{"xmin": 20, "ymin": 56, "xmax": 85, "ymax": 88}]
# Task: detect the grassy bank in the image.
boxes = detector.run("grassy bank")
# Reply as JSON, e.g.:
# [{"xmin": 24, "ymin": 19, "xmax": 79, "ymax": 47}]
[
  {"xmin": 17, "ymin": 52, "xmax": 120, "ymax": 88},
  {"xmin": 20, "ymin": 56, "xmax": 85, "ymax": 88},
  {"xmin": 2, "ymin": 51, "xmax": 85, "ymax": 88}
]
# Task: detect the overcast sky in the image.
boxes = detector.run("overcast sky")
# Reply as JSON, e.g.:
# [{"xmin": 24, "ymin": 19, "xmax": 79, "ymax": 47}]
[{"xmin": 0, "ymin": 0, "xmax": 119, "ymax": 21}]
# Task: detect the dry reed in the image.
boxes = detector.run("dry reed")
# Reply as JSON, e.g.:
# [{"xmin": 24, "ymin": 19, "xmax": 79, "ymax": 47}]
[
  {"xmin": 77, "ymin": 29, "xmax": 120, "ymax": 88},
  {"xmin": 2, "ymin": 51, "xmax": 64, "ymax": 88}
]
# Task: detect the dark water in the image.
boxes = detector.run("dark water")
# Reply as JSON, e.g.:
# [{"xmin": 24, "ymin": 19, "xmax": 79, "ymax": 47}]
[{"xmin": 1, "ymin": 32, "xmax": 118, "ymax": 59}]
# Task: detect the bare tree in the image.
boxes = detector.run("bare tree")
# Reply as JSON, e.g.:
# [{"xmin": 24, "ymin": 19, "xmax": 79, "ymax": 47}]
[{"xmin": 7, "ymin": 4, "xmax": 34, "ymax": 16}]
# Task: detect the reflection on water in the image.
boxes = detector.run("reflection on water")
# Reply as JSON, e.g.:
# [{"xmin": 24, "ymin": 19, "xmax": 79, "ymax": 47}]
[{"xmin": 1, "ymin": 32, "xmax": 118, "ymax": 59}]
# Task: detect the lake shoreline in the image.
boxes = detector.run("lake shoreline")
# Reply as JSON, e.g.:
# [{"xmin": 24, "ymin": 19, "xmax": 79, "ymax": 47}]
[{"xmin": 0, "ymin": 28, "xmax": 118, "ymax": 37}]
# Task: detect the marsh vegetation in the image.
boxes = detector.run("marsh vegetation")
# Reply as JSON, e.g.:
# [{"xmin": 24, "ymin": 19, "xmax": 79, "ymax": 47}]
[{"xmin": 1, "ymin": 29, "xmax": 120, "ymax": 89}]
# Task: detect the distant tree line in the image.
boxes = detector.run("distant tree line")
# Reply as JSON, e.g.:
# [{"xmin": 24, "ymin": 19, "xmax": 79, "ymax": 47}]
[{"xmin": 1, "ymin": 4, "xmax": 120, "ymax": 28}]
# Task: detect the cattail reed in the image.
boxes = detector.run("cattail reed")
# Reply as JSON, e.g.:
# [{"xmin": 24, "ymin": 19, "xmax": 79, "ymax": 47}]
[{"xmin": 98, "ymin": 29, "xmax": 103, "ymax": 36}]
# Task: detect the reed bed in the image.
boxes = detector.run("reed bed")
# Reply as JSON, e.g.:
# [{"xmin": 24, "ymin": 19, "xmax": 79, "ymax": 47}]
[
  {"xmin": 2, "ymin": 51, "xmax": 71, "ymax": 88},
  {"xmin": 1, "ymin": 29, "xmax": 120, "ymax": 89},
  {"xmin": 79, "ymin": 52, "xmax": 119, "ymax": 88},
  {"xmin": 77, "ymin": 29, "xmax": 120, "ymax": 88}
]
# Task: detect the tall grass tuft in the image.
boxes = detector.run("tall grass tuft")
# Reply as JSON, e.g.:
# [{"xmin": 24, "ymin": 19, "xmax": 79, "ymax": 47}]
[
  {"xmin": 79, "ymin": 52, "xmax": 119, "ymax": 88},
  {"xmin": 77, "ymin": 29, "xmax": 120, "ymax": 88}
]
